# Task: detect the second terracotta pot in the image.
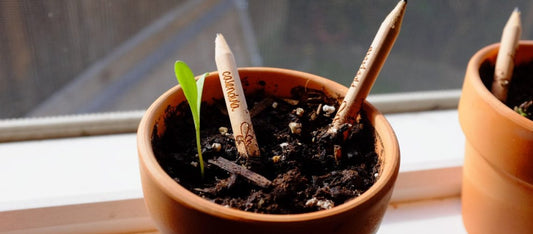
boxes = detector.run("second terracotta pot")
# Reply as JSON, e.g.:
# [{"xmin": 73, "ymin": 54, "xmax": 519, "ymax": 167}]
[
  {"xmin": 459, "ymin": 41, "xmax": 533, "ymax": 234},
  {"xmin": 137, "ymin": 67, "xmax": 400, "ymax": 234}
]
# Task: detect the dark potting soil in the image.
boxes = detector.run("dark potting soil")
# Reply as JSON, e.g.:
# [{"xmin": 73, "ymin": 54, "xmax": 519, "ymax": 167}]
[
  {"xmin": 152, "ymin": 86, "xmax": 380, "ymax": 214},
  {"xmin": 480, "ymin": 59, "xmax": 533, "ymax": 120}
]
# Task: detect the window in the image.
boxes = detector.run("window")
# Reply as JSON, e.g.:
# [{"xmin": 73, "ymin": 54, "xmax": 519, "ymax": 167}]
[
  {"xmin": 0, "ymin": 1, "xmax": 526, "ymax": 232},
  {"xmin": 1, "ymin": 0, "xmax": 528, "ymax": 119}
]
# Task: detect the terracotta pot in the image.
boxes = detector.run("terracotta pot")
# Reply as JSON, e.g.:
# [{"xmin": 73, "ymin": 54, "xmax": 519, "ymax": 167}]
[
  {"xmin": 459, "ymin": 41, "xmax": 533, "ymax": 234},
  {"xmin": 137, "ymin": 67, "xmax": 400, "ymax": 234}
]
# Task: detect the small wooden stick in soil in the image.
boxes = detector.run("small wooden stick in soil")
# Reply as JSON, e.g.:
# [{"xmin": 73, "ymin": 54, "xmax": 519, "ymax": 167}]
[
  {"xmin": 328, "ymin": 0, "xmax": 407, "ymax": 137},
  {"xmin": 491, "ymin": 8, "xmax": 521, "ymax": 102},
  {"xmin": 215, "ymin": 33, "xmax": 261, "ymax": 158},
  {"xmin": 208, "ymin": 157, "xmax": 272, "ymax": 188}
]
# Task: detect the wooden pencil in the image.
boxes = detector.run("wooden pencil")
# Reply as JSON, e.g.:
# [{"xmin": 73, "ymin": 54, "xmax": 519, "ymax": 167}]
[
  {"xmin": 491, "ymin": 8, "xmax": 521, "ymax": 102},
  {"xmin": 215, "ymin": 33, "xmax": 261, "ymax": 158},
  {"xmin": 329, "ymin": 0, "xmax": 407, "ymax": 135}
]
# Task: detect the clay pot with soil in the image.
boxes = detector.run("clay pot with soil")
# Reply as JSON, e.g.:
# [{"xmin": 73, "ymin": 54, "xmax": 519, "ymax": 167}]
[
  {"xmin": 137, "ymin": 67, "xmax": 400, "ymax": 234},
  {"xmin": 458, "ymin": 41, "xmax": 533, "ymax": 234}
]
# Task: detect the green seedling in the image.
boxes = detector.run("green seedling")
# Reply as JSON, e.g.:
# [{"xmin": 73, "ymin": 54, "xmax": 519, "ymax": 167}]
[
  {"xmin": 514, "ymin": 100, "xmax": 533, "ymax": 119},
  {"xmin": 515, "ymin": 106, "xmax": 528, "ymax": 117},
  {"xmin": 174, "ymin": 60, "xmax": 208, "ymax": 177}
]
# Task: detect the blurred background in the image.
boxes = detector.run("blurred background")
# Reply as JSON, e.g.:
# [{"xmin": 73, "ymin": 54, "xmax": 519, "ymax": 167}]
[{"xmin": 1, "ymin": 0, "xmax": 532, "ymax": 118}]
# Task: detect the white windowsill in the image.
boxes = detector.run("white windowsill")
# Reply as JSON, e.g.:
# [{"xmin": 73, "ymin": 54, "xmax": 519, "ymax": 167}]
[{"xmin": 0, "ymin": 91, "xmax": 466, "ymax": 233}]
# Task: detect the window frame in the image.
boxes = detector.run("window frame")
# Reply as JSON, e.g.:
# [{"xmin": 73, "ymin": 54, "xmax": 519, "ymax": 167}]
[{"xmin": 0, "ymin": 90, "xmax": 460, "ymax": 142}]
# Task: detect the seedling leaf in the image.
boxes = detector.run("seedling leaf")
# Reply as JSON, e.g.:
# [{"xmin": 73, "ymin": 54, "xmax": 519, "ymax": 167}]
[{"xmin": 174, "ymin": 60, "xmax": 208, "ymax": 177}]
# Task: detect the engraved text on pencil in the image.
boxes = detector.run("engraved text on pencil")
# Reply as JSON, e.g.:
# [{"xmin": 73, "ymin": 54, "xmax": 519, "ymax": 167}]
[
  {"xmin": 222, "ymin": 71, "xmax": 241, "ymax": 111},
  {"xmin": 351, "ymin": 46, "xmax": 373, "ymax": 88}
]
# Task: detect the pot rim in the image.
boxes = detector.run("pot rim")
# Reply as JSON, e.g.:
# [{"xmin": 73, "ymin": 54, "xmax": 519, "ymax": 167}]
[
  {"xmin": 466, "ymin": 40, "xmax": 533, "ymax": 130},
  {"xmin": 137, "ymin": 67, "xmax": 400, "ymax": 223}
]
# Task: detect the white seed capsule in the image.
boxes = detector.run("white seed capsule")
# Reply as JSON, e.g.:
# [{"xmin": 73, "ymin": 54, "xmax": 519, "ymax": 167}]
[
  {"xmin": 272, "ymin": 101, "xmax": 278, "ymax": 109},
  {"xmin": 305, "ymin": 197, "xmax": 318, "ymax": 207},
  {"xmin": 317, "ymin": 199, "xmax": 334, "ymax": 210},
  {"xmin": 218, "ymin": 127, "xmax": 228, "ymax": 135},
  {"xmin": 288, "ymin": 122, "xmax": 302, "ymax": 134},
  {"xmin": 295, "ymin": 107, "xmax": 305, "ymax": 117},
  {"xmin": 322, "ymin": 105, "xmax": 336, "ymax": 116},
  {"xmin": 305, "ymin": 197, "xmax": 334, "ymax": 210},
  {"xmin": 212, "ymin": 142, "xmax": 222, "ymax": 152}
]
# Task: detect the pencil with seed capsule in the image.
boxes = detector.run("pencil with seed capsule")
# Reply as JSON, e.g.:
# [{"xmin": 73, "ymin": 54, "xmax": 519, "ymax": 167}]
[
  {"xmin": 215, "ymin": 33, "xmax": 261, "ymax": 158},
  {"xmin": 328, "ymin": 0, "xmax": 407, "ymax": 136},
  {"xmin": 491, "ymin": 8, "xmax": 521, "ymax": 102}
]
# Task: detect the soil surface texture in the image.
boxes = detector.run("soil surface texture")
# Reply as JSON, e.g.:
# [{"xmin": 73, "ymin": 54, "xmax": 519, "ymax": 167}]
[
  {"xmin": 152, "ymin": 86, "xmax": 380, "ymax": 214},
  {"xmin": 480, "ymin": 59, "xmax": 533, "ymax": 120}
]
